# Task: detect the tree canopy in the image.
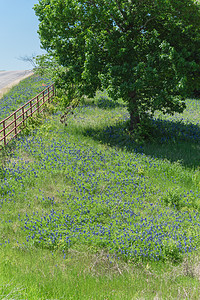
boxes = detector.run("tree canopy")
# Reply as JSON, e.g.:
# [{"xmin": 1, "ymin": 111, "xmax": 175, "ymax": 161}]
[{"xmin": 34, "ymin": 0, "xmax": 200, "ymax": 131}]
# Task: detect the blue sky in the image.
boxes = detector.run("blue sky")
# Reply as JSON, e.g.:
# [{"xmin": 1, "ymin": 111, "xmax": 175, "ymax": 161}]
[{"xmin": 0, "ymin": 0, "xmax": 45, "ymax": 71}]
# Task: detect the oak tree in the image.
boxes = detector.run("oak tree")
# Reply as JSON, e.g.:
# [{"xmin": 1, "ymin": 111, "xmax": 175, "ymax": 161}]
[{"xmin": 34, "ymin": 0, "xmax": 200, "ymax": 131}]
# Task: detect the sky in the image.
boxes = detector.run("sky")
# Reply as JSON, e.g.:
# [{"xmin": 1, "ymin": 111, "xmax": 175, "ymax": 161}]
[{"xmin": 0, "ymin": 0, "xmax": 46, "ymax": 71}]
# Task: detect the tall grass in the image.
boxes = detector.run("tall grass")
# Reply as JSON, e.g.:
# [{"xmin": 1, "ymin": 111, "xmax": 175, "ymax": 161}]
[{"xmin": 0, "ymin": 79, "xmax": 200, "ymax": 298}]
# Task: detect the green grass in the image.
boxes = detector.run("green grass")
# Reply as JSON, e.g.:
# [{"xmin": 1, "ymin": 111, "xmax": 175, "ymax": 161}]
[
  {"xmin": 1, "ymin": 79, "xmax": 200, "ymax": 298},
  {"xmin": 1, "ymin": 245, "xmax": 200, "ymax": 299}
]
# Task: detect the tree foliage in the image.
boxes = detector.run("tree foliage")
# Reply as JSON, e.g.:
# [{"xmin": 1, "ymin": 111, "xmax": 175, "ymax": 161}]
[{"xmin": 34, "ymin": 0, "xmax": 200, "ymax": 131}]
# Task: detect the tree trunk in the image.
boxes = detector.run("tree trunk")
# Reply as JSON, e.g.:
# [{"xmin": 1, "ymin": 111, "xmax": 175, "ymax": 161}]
[{"xmin": 129, "ymin": 92, "xmax": 140, "ymax": 132}]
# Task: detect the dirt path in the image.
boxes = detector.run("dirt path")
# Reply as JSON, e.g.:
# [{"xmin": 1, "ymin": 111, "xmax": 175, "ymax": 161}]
[{"xmin": 0, "ymin": 70, "xmax": 33, "ymax": 98}]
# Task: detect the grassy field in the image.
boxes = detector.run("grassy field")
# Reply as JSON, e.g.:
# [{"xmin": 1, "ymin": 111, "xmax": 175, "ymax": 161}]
[{"xmin": 0, "ymin": 76, "xmax": 200, "ymax": 299}]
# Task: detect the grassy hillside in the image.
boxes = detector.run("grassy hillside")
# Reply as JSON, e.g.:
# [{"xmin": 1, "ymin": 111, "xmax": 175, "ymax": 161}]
[{"xmin": 0, "ymin": 77, "xmax": 200, "ymax": 299}]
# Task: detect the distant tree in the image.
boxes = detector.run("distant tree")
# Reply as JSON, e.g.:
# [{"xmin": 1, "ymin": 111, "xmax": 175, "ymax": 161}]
[
  {"xmin": 34, "ymin": 0, "xmax": 200, "ymax": 131},
  {"xmin": 18, "ymin": 54, "xmax": 37, "ymax": 68}
]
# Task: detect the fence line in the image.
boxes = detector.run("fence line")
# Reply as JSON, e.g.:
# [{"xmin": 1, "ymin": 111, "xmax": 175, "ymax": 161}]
[{"xmin": 0, "ymin": 84, "xmax": 55, "ymax": 148}]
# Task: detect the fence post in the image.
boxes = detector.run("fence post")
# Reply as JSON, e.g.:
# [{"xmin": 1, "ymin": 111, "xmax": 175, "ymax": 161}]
[
  {"xmin": 14, "ymin": 112, "xmax": 17, "ymax": 135},
  {"xmin": 48, "ymin": 87, "xmax": 50, "ymax": 103},
  {"xmin": 30, "ymin": 101, "xmax": 33, "ymax": 117},
  {"xmin": 3, "ymin": 120, "xmax": 6, "ymax": 146},
  {"xmin": 43, "ymin": 91, "xmax": 45, "ymax": 104},
  {"xmin": 22, "ymin": 106, "xmax": 25, "ymax": 127},
  {"xmin": 37, "ymin": 96, "xmax": 39, "ymax": 113}
]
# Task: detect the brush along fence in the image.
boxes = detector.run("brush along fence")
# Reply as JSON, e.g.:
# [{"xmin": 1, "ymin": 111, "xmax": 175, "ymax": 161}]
[{"xmin": 0, "ymin": 84, "xmax": 55, "ymax": 148}]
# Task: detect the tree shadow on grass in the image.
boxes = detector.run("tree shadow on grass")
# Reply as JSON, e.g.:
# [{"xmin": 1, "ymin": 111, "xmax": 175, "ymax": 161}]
[
  {"xmin": 96, "ymin": 96, "xmax": 126, "ymax": 110},
  {"xmin": 83, "ymin": 96, "xmax": 126, "ymax": 110},
  {"xmin": 80, "ymin": 118, "xmax": 200, "ymax": 168}
]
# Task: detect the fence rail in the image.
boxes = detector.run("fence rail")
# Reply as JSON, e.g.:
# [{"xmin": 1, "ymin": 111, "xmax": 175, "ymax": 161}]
[{"xmin": 0, "ymin": 84, "xmax": 55, "ymax": 148}]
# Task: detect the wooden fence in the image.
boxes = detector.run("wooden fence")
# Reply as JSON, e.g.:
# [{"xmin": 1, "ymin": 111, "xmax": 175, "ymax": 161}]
[{"xmin": 0, "ymin": 84, "xmax": 55, "ymax": 148}]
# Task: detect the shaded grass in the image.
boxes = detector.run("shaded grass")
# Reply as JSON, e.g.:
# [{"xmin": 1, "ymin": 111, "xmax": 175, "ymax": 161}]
[
  {"xmin": 76, "ymin": 119, "xmax": 200, "ymax": 167},
  {"xmin": 74, "ymin": 95, "xmax": 200, "ymax": 168}
]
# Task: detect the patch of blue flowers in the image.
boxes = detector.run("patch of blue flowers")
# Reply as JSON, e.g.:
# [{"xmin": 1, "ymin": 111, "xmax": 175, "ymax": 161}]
[
  {"xmin": 22, "ymin": 206, "xmax": 199, "ymax": 262},
  {"xmin": 0, "ymin": 132, "xmax": 199, "ymax": 262},
  {"xmin": 0, "ymin": 96, "xmax": 200, "ymax": 262}
]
